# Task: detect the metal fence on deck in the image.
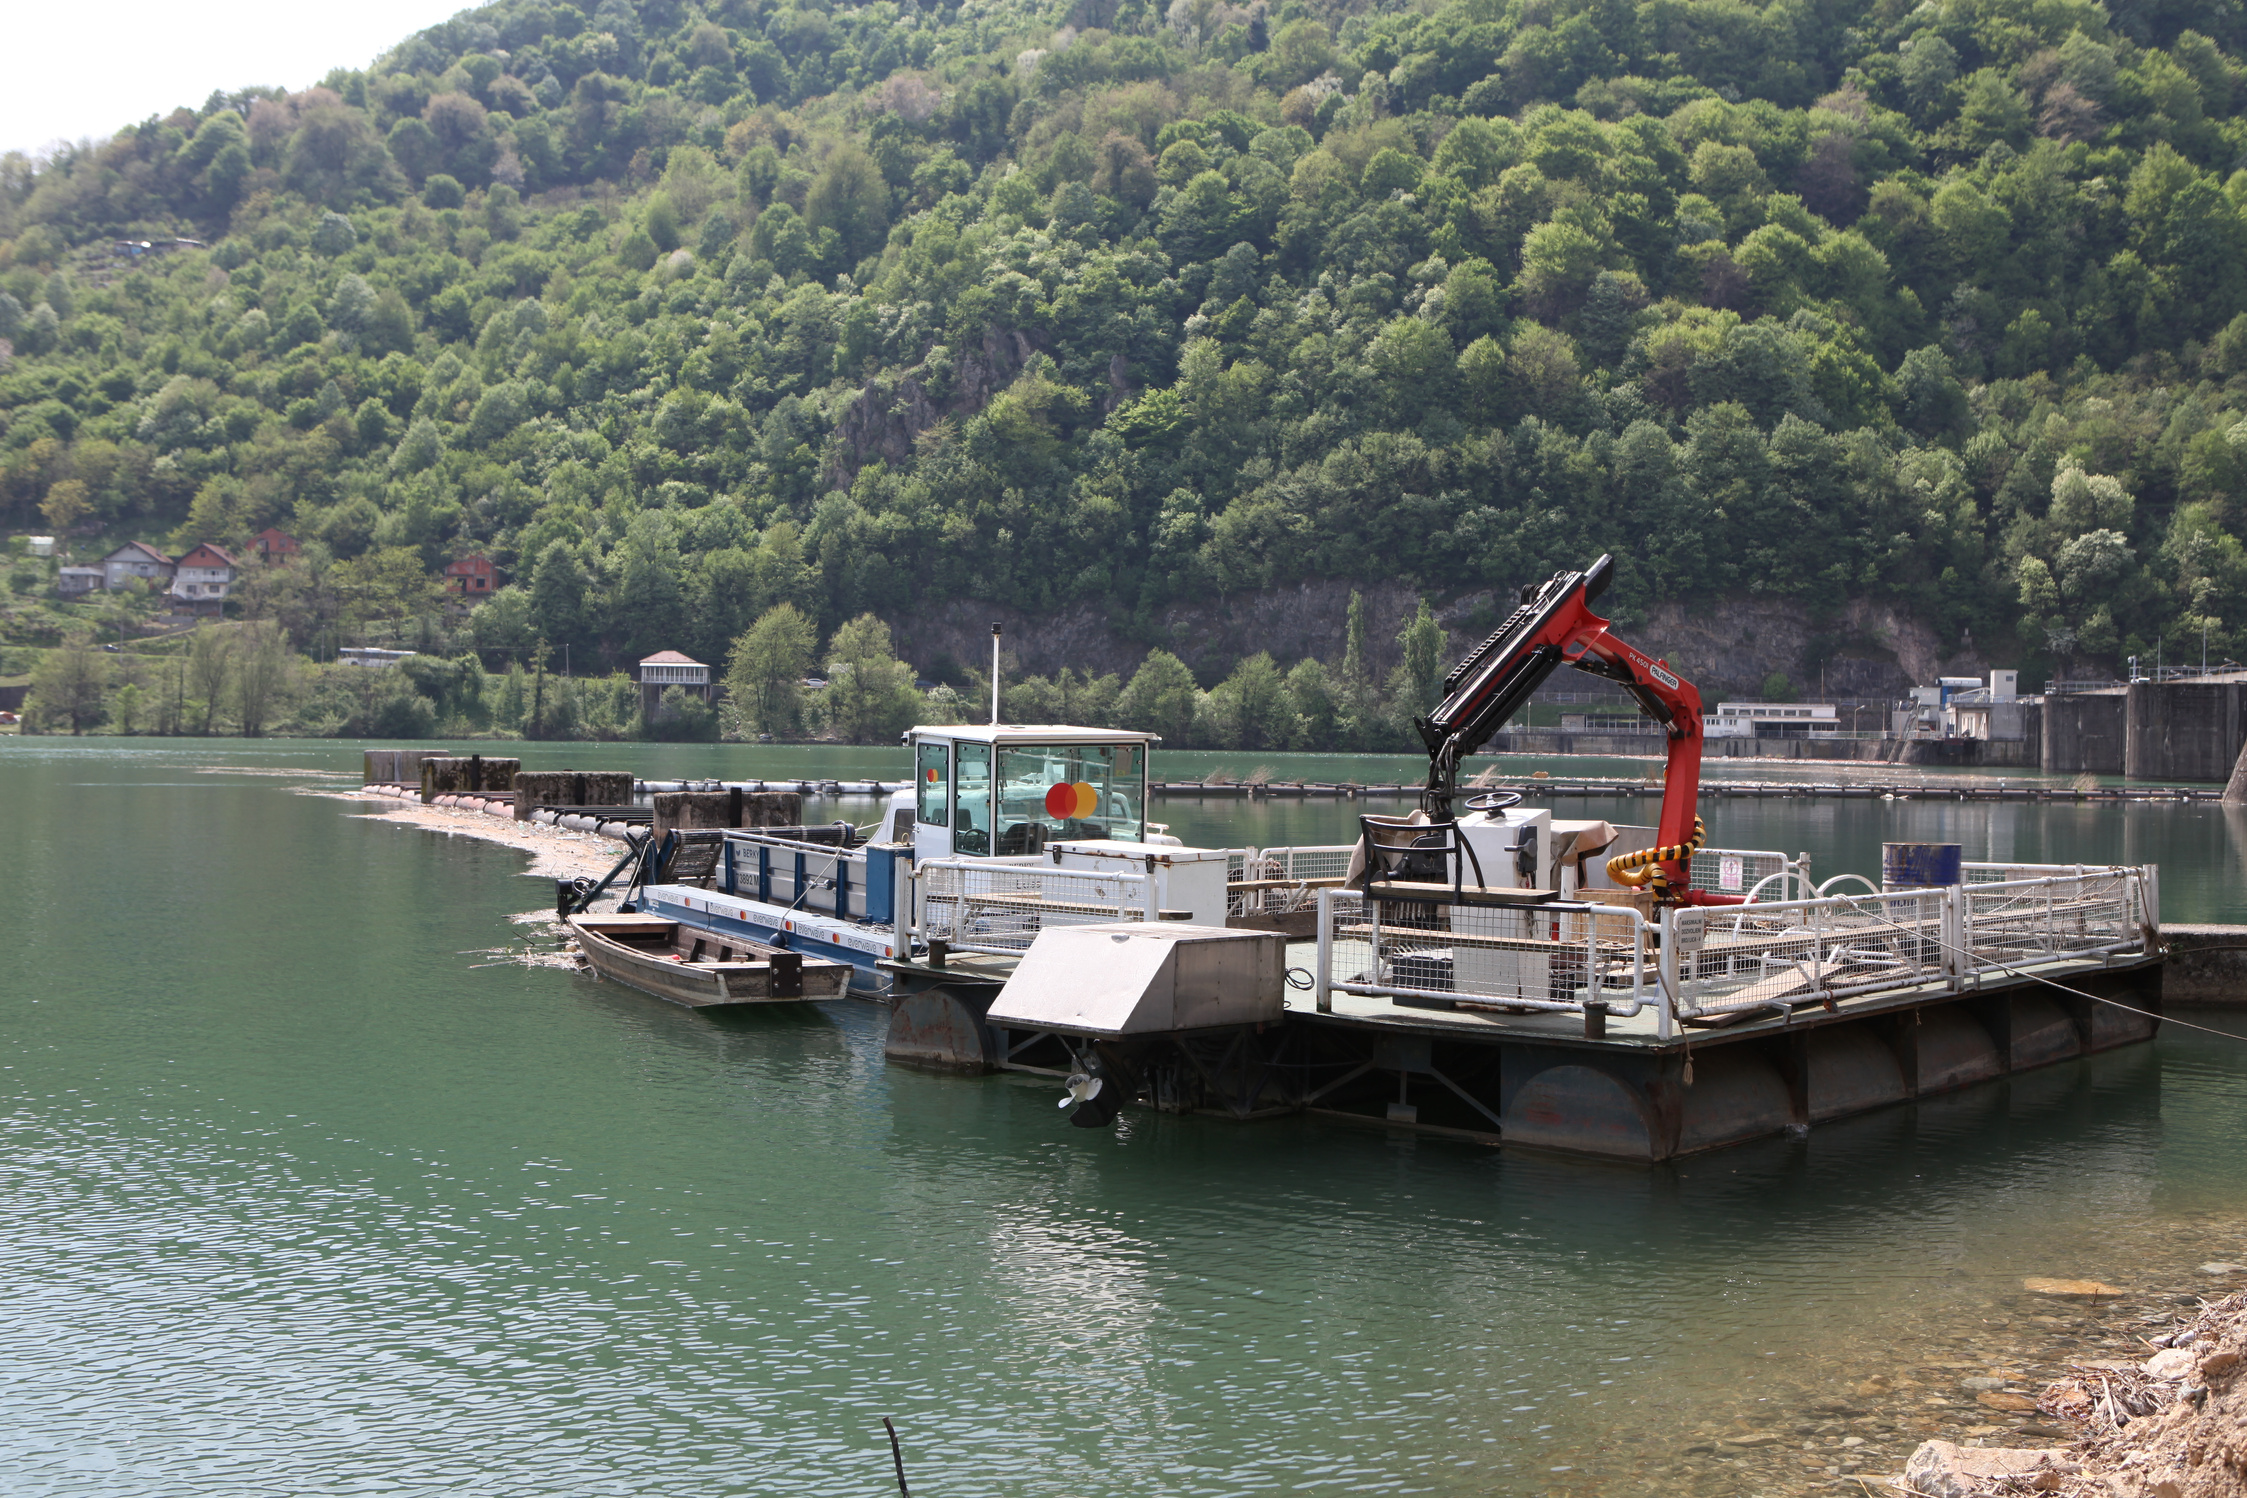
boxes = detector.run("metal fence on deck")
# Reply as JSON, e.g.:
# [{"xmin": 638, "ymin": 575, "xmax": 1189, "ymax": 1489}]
[
  {"xmin": 1317, "ymin": 889, "xmax": 1655, "ymax": 1019},
  {"xmin": 1314, "ymin": 866, "xmax": 2157, "ymax": 1034},
  {"xmin": 1228, "ymin": 844, "xmax": 1356, "ymax": 920},
  {"xmin": 1668, "ymin": 888, "xmax": 1952, "ymax": 1019},
  {"xmin": 916, "ymin": 859, "xmax": 1156, "ymax": 957},
  {"xmin": 1961, "ymin": 860, "xmax": 2102, "ymax": 885},
  {"xmin": 1688, "ymin": 846, "xmax": 1810, "ymax": 902},
  {"xmin": 1960, "ymin": 871, "xmax": 2147, "ymax": 972}
]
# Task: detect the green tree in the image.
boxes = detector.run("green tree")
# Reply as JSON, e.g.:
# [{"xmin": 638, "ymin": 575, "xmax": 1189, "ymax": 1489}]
[
  {"xmin": 805, "ymin": 144, "xmax": 889, "ymax": 267},
  {"xmin": 186, "ymin": 626, "xmax": 235, "ymax": 735},
  {"xmin": 823, "ymin": 613, "xmax": 920, "ymax": 743},
  {"xmin": 1387, "ymin": 600, "xmax": 1446, "ymax": 735},
  {"xmin": 235, "ymin": 624, "xmax": 291, "ymax": 736},
  {"xmin": 27, "ymin": 639, "xmax": 109, "ymax": 734},
  {"xmin": 723, "ymin": 602, "xmax": 817, "ymax": 736},
  {"xmin": 1210, "ymin": 652, "xmax": 1297, "ymax": 749},
  {"xmin": 1113, "ymin": 649, "xmax": 1203, "ymax": 743},
  {"xmin": 529, "ymin": 541, "xmax": 592, "ymax": 649}
]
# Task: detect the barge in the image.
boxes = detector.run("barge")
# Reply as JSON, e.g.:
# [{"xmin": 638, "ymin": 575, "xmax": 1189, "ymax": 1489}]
[{"xmin": 634, "ymin": 562, "xmax": 2166, "ymax": 1161}]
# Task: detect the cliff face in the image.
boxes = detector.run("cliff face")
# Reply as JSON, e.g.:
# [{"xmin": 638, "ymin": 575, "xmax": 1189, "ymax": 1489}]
[
  {"xmin": 1629, "ymin": 596, "xmax": 1986, "ymax": 700},
  {"xmin": 886, "ymin": 583, "xmax": 1990, "ymax": 698},
  {"xmin": 888, "ymin": 579, "xmax": 1430, "ymax": 683}
]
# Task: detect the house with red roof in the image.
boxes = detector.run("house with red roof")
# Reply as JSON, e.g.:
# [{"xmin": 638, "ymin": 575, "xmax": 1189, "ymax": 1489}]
[
  {"xmin": 171, "ymin": 543, "xmax": 238, "ymax": 614},
  {"xmin": 444, "ymin": 552, "xmax": 499, "ymax": 602},
  {"xmin": 252, "ymin": 528, "xmax": 301, "ymax": 565}
]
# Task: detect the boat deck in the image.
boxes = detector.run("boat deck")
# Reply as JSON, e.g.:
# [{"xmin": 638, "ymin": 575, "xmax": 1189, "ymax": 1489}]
[{"xmin": 1278, "ymin": 939, "xmax": 2148, "ymax": 1052}]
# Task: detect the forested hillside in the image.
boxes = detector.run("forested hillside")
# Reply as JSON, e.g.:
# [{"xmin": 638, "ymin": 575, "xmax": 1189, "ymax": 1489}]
[{"xmin": 8, "ymin": 0, "xmax": 2247, "ymax": 726}]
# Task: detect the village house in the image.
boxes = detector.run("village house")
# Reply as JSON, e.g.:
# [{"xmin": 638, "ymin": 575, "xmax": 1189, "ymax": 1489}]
[
  {"xmin": 171, "ymin": 543, "xmax": 238, "ymax": 614},
  {"xmin": 636, "ymin": 651, "xmax": 711, "ymax": 714},
  {"xmin": 56, "ymin": 566, "xmax": 103, "ymax": 597},
  {"xmin": 100, "ymin": 541, "xmax": 174, "ymax": 592},
  {"xmin": 444, "ymin": 552, "xmax": 499, "ymax": 602},
  {"xmin": 252, "ymin": 528, "xmax": 300, "ymax": 565}
]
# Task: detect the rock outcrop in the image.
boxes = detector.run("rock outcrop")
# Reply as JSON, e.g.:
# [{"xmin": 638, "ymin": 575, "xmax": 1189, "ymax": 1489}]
[{"xmin": 886, "ymin": 584, "xmax": 1989, "ymax": 698}]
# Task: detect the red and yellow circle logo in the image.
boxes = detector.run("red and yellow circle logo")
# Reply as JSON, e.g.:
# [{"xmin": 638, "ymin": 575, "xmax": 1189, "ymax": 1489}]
[{"xmin": 1043, "ymin": 781, "xmax": 1099, "ymax": 819}]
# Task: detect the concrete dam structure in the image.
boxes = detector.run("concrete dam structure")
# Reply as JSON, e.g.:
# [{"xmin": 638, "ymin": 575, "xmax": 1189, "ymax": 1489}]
[{"xmin": 2042, "ymin": 676, "xmax": 2247, "ymax": 782}]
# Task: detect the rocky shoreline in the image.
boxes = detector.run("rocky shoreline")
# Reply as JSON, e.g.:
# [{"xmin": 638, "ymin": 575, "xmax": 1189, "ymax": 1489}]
[
  {"xmin": 1905, "ymin": 1287, "xmax": 2247, "ymax": 1496},
  {"xmin": 1583, "ymin": 1224, "xmax": 2247, "ymax": 1498},
  {"xmin": 314, "ymin": 786, "xmax": 628, "ymax": 887}
]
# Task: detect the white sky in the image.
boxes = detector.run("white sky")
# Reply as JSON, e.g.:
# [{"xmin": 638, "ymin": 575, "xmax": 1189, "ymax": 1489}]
[{"xmin": 5, "ymin": 0, "xmax": 476, "ymax": 158}]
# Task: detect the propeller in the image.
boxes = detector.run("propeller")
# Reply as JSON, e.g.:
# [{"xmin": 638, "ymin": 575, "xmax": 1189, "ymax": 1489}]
[{"xmin": 1059, "ymin": 1072, "xmax": 1103, "ymax": 1110}]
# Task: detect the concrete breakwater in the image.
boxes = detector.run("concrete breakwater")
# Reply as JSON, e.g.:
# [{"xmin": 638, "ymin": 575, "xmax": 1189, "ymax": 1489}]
[{"xmin": 2160, "ymin": 926, "xmax": 2247, "ymax": 1004}]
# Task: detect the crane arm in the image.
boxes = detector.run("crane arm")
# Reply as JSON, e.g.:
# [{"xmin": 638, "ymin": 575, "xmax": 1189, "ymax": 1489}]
[{"xmin": 1416, "ymin": 553, "xmax": 1718, "ymax": 902}]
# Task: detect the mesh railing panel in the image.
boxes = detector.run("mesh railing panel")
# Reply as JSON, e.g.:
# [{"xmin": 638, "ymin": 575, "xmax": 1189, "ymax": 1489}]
[
  {"xmin": 1962, "ymin": 874, "xmax": 2143, "ymax": 970},
  {"xmin": 917, "ymin": 862, "xmax": 1152, "ymax": 956},
  {"xmin": 1961, "ymin": 861, "xmax": 2108, "ymax": 886},
  {"xmin": 1674, "ymin": 890, "xmax": 1948, "ymax": 1016},
  {"xmin": 1229, "ymin": 844, "xmax": 1356, "ymax": 918},
  {"xmin": 1327, "ymin": 892, "xmax": 1651, "ymax": 1014},
  {"xmin": 1687, "ymin": 846, "xmax": 1802, "ymax": 900}
]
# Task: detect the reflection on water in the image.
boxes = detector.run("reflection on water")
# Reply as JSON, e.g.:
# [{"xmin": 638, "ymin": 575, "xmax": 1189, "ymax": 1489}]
[{"xmin": 2, "ymin": 741, "xmax": 2244, "ymax": 1495}]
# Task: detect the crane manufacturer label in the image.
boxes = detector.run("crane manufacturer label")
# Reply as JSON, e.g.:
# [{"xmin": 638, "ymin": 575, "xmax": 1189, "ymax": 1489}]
[{"xmin": 1648, "ymin": 663, "xmax": 1680, "ymax": 690}]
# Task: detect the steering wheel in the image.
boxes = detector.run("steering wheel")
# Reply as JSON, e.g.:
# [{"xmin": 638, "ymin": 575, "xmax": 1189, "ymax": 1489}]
[{"xmin": 1462, "ymin": 789, "xmax": 1524, "ymax": 813}]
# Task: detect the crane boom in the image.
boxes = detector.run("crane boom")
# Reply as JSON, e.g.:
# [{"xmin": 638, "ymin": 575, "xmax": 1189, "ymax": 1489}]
[{"xmin": 1416, "ymin": 554, "xmax": 1718, "ymax": 902}]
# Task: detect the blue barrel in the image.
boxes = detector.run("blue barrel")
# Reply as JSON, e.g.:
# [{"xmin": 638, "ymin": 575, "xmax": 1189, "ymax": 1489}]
[{"xmin": 1883, "ymin": 842, "xmax": 1963, "ymax": 888}]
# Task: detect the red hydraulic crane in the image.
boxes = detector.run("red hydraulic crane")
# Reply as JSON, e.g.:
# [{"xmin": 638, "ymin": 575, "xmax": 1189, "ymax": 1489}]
[{"xmin": 1415, "ymin": 553, "xmax": 1732, "ymax": 905}]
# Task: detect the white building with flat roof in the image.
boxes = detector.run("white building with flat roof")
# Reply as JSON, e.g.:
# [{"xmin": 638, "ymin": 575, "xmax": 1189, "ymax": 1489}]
[{"xmin": 1703, "ymin": 703, "xmax": 1839, "ymax": 738}]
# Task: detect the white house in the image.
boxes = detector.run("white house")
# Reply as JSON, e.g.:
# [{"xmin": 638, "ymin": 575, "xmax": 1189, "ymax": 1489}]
[
  {"xmin": 171, "ymin": 542, "xmax": 238, "ymax": 611},
  {"xmin": 637, "ymin": 651, "xmax": 712, "ymax": 714},
  {"xmin": 100, "ymin": 541, "xmax": 175, "ymax": 591}
]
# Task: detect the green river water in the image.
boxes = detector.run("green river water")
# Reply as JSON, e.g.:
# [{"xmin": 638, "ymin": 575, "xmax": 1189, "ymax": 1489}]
[{"xmin": 4, "ymin": 738, "xmax": 2246, "ymax": 1496}]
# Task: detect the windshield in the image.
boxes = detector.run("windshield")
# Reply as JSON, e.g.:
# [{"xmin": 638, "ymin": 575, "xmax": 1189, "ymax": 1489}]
[
  {"xmin": 993, "ymin": 744, "xmax": 1144, "ymax": 853},
  {"xmin": 953, "ymin": 742, "xmax": 992, "ymax": 856}
]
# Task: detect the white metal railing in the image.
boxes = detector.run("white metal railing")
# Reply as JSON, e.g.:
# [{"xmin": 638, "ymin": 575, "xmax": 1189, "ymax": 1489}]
[
  {"xmin": 1314, "ymin": 865, "xmax": 2157, "ymax": 1034},
  {"xmin": 1961, "ymin": 860, "xmax": 2103, "ymax": 885},
  {"xmin": 1230, "ymin": 844, "xmax": 1355, "ymax": 919},
  {"xmin": 915, "ymin": 858, "xmax": 1157, "ymax": 957},
  {"xmin": 1959, "ymin": 871, "xmax": 2148, "ymax": 974},
  {"xmin": 1667, "ymin": 887, "xmax": 1953, "ymax": 1019},
  {"xmin": 1689, "ymin": 846, "xmax": 1811, "ymax": 902},
  {"xmin": 1317, "ymin": 888, "xmax": 1659, "ymax": 1024}
]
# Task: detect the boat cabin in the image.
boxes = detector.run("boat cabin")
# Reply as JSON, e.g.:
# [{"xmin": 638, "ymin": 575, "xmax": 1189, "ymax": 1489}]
[{"xmin": 902, "ymin": 725, "xmax": 1156, "ymax": 864}]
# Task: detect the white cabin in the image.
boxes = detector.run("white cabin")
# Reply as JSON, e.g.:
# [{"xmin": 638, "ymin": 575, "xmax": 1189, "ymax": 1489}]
[{"xmin": 895, "ymin": 724, "xmax": 1159, "ymax": 865}]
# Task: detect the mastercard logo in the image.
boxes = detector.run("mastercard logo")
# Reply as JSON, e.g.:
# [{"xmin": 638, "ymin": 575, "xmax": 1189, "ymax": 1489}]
[{"xmin": 1043, "ymin": 781, "xmax": 1100, "ymax": 819}]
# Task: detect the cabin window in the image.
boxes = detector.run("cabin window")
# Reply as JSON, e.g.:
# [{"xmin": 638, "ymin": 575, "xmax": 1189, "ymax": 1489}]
[
  {"xmin": 953, "ymin": 742, "xmax": 992, "ymax": 856},
  {"xmin": 992, "ymin": 744, "xmax": 1144, "ymax": 854},
  {"xmin": 916, "ymin": 741, "xmax": 949, "ymax": 825}
]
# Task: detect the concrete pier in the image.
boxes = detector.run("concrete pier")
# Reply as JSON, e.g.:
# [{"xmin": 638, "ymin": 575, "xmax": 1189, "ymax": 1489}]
[
  {"xmin": 2125, "ymin": 680, "xmax": 2247, "ymax": 781},
  {"xmin": 2040, "ymin": 674, "xmax": 2247, "ymax": 782},
  {"xmin": 2042, "ymin": 691, "xmax": 2127, "ymax": 775}
]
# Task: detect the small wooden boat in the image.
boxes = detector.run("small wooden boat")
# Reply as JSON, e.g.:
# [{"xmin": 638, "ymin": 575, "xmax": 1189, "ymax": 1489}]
[{"xmin": 568, "ymin": 914, "xmax": 851, "ymax": 1007}]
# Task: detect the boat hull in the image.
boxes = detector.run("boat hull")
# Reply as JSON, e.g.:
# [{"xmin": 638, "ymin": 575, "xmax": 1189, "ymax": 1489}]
[
  {"xmin": 569, "ymin": 916, "xmax": 850, "ymax": 1008},
  {"xmin": 637, "ymin": 885, "xmax": 904, "ymax": 994}
]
